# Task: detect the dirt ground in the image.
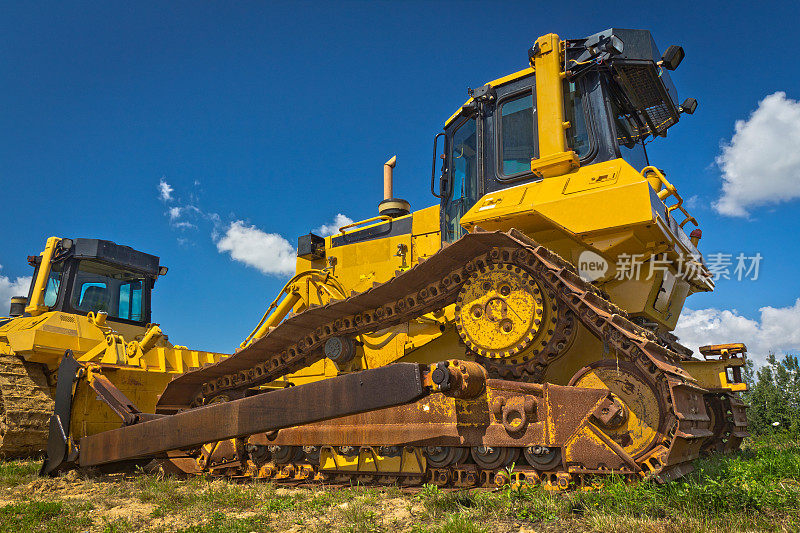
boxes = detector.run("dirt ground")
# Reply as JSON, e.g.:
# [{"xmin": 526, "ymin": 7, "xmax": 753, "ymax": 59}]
[{"xmin": 1, "ymin": 440, "xmax": 798, "ymax": 533}]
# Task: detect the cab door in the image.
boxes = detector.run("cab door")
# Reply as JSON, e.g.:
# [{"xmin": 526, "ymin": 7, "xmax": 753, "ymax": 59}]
[
  {"xmin": 440, "ymin": 115, "xmax": 478, "ymax": 242},
  {"xmin": 439, "ymin": 74, "xmax": 538, "ymax": 242}
]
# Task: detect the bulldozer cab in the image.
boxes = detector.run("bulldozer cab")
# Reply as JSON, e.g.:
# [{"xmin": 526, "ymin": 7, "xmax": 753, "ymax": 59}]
[
  {"xmin": 438, "ymin": 28, "xmax": 687, "ymax": 242},
  {"xmin": 22, "ymin": 237, "xmax": 164, "ymax": 329}
]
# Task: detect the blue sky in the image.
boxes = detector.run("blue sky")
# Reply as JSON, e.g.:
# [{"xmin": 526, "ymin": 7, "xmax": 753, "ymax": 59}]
[{"xmin": 2, "ymin": 1, "xmax": 799, "ymax": 363}]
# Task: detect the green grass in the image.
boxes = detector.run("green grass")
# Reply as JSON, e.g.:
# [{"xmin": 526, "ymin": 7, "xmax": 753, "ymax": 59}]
[
  {"xmin": 411, "ymin": 435, "xmax": 800, "ymax": 532},
  {"xmin": 0, "ymin": 500, "xmax": 94, "ymax": 533},
  {"xmin": 339, "ymin": 505, "xmax": 383, "ymax": 533},
  {"xmin": 566, "ymin": 435, "xmax": 800, "ymax": 528},
  {"xmin": 0, "ymin": 435, "xmax": 797, "ymax": 532},
  {"xmin": 176, "ymin": 511, "xmax": 275, "ymax": 533},
  {"xmin": 0, "ymin": 460, "xmax": 40, "ymax": 486},
  {"xmin": 412, "ymin": 514, "xmax": 489, "ymax": 533}
]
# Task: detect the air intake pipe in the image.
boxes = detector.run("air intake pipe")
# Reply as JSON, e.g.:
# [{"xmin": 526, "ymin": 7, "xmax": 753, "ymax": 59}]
[{"xmin": 9, "ymin": 296, "xmax": 27, "ymax": 318}]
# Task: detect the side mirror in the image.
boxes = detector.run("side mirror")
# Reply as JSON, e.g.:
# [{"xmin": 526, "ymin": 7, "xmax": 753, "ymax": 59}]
[{"xmin": 660, "ymin": 45, "xmax": 685, "ymax": 71}]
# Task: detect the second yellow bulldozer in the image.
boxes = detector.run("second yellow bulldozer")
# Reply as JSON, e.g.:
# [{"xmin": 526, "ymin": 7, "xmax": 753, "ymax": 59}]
[
  {"xmin": 0, "ymin": 237, "xmax": 228, "ymax": 456},
  {"xmin": 7, "ymin": 27, "xmax": 750, "ymax": 490}
]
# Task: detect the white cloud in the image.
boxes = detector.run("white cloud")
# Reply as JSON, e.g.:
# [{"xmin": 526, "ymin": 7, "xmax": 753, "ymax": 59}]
[
  {"xmin": 215, "ymin": 220, "xmax": 296, "ymax": 276},
  {"xmin": 0, "ymin": 265, "xmax": 31, "ymax": 314},
  {"xmin": 159, "ymin": 180, "xmax": 309, "ymax": 278},
  {"xmin": 314, "ymin": 213, "xmax": 354, "ymax": 237},
  {"xmin": 674, "ymin": 299, "xmax": 800, "ymax": 367},
  {"xmin": 714, "ymin": 92, "xmax": 800, "ymax": 217},
  {"xmin": 158, "ymin": 178, "xmax": 174, "ymax": 202}
]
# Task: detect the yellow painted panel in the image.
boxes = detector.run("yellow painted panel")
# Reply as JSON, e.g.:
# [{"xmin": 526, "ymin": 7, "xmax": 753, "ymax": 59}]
[
  {"xmin": 472, "ymin": 185, "xmax": 529, "ymax": 215},
  {"xmin": 682, "ymin": 359, "xmax": 748, "ymax": 393},
  {"xmin": 412, "ymin": 232, "xmax": 440, "ymax": 263},
  {"xmin": 460, "ymin": 159, "xmax": 654, "ymax": 236},
  {"xmin": 411, "ymin": 205, "xmax": 440, "ymax": 235},
  {"xmin": 362, "ymin": 325, "xmax": 407, "ymax": 369},
  {"xmin": 535, "ymin": 182, "xmax": 653, "ymax": 235},
  {"xmin": 328, "ymin": 233, "xmax": 413, "ymax": 294}
]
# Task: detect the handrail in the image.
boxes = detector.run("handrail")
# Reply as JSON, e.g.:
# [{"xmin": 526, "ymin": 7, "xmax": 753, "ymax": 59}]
[
  {"xmin": 642, "ymin": 166, "xmax": 698, "ymax": 228},
  {"xmin": 431, "ymin": 132, "xmax": 445, "ymax": 199},
  {"xmin": 338, "ymin": 215, "xmax": 393, "ymax": 234},
  {"xmin": 676, "ymin": 206, "xmax": 697, "ymax": 228}
]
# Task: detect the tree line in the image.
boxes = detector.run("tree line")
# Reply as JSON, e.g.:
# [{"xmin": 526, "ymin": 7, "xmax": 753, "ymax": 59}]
[{"xmin": 743, "ymin": 353, "xmax": 800, "ymax": 436}]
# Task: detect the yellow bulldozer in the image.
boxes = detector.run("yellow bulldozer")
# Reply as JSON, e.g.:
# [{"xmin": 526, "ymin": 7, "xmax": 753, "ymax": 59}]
[
  {"xmin": 0, "ymin": 237, "xmax": 228, "ymax": 456},
  {"xmin": 2, "ymin": 28, "xmax": 749, "ymax": 490}
]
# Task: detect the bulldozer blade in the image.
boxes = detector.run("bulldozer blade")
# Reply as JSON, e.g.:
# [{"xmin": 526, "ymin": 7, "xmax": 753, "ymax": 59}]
[
  {"xmin": 41, "ymin": 351, "xmax": 82, "ymax": 476},
  {"xmin": 76, "ymin": 362, "xmax": 430, "ymax": 467}
]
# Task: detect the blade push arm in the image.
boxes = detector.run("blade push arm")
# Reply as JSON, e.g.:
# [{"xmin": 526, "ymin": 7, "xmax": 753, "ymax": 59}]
[{"xmin": 43, "ymin": 353, "xmax": 486, "ymax": 471}]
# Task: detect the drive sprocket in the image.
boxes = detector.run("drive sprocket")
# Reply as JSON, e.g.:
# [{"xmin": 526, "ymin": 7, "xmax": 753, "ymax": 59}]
[
  {"xmin": 454, "ymin": 263, "xmax": 575, "ymax": 380},
  {"xmin": 455, "ymin": 264, "xmax": 550, "ymax": 359}
]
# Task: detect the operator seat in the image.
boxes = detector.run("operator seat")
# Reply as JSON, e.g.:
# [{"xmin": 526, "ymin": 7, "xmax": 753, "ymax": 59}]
[{"xmin": 80, "ymin": 286, "xmax": 110, "ymax": 314}]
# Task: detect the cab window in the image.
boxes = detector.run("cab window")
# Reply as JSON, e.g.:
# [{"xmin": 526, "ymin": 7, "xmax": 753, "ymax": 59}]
[
  {"xmin": 43, "ymin": 263, "xmax": 63, "ymax": 307},
  {"xmin": 499, "ymin": 92, "xmax": 536, "ymax": 176},
  {"xmin": 444, "ymin": 118, "xmax": 478, "ymax": 242},
  {"xmin": 70, "ymin": 260, "xmax": 146, "ymax": 322},
  {"xmin": 565, "ymin": 80, "xmax": 591, "ymax": 159},
  {"xmin": 118, "ymin": 281, "xmax": 143, "ymax": 321}
]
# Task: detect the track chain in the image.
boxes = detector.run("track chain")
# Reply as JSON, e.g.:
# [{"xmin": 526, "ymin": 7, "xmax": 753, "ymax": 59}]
[
  {"xmin": 234, "ymin": 449, "xmax": 617, "ymax": 491},
  {"xmin": 0, "ymin": 355, "xmax": 54, "ymax": 457},
  {"xmin": 162, "ymin": 229, "xmax": 731, "ymax": 486}
]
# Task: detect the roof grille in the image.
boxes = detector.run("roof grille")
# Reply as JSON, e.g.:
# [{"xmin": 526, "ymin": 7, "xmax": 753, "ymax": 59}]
[{"xmin": 613, "ymin": 61, "xmax": 679, "ymax": 138}]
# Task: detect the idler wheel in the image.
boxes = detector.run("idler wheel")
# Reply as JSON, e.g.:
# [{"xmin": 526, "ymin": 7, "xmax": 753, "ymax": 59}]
[{"xmin": 569, "ymin": 360, "xmax": 668, "ymax": 459}]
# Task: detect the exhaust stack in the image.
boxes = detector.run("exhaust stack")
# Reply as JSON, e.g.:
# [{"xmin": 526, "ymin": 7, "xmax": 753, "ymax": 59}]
[
  {"xmin": 378, "ymin": 155, "xmax": 411, "ymax": 218},
  {"xmin": 383, "ymin": 155, "xmax": 396, "ymax": 200}
]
